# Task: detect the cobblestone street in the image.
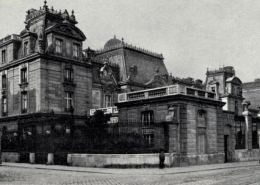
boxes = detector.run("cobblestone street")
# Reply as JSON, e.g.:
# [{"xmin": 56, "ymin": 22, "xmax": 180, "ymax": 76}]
[{"xmin": 1, "ymin": 162, "xmax": 260, "ymax": 185}]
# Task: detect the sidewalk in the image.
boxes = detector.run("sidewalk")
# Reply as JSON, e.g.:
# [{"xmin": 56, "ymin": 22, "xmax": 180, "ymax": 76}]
[{"xmin": 1, "ymin": 161, "xmax": 260, "ymax": 175}]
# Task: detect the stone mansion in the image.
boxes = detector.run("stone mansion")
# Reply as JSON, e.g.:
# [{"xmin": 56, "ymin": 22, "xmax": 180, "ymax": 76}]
[{"xmin": 1, "ymin": 1, "xmax": 260, "ymax": 167}]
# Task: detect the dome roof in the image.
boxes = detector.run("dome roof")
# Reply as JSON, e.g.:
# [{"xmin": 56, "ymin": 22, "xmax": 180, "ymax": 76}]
[{"xmin": 104, "ymin": 36, "xmax": 122, "ymax": 50}]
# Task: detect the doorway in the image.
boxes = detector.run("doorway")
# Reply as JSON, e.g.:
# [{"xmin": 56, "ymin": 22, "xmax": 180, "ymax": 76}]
[{"xmin": 224, "ymin": 135, "xmax": 229, "ymax": 163}]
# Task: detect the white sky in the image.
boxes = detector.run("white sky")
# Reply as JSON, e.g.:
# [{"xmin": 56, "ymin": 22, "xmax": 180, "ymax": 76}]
[{"xmin": 0, "ymin": 0, "xmax": 260, "ymax": 83}]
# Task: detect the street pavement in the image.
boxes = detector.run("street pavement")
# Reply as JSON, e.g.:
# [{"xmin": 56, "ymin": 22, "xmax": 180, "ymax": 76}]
[{"xmin": 1, "ymin": 161, "xmax": 260, "ymax": 185}]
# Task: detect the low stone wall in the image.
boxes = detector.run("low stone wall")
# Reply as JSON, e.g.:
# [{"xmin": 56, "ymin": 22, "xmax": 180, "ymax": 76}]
[
  {"xmin": 70, "ymin": 153, "xmax": 171, "ymax": 168},
  {"xmin": 234, "ymin": 149, "xmax": 260, "ymax": 162},
  {"xmin": 171, "ymin": 153, "xmax": 225, "ymax": 167},
  {"xmin": 1, "ymin": 152, "xmax": 20, "ymax": 163}
]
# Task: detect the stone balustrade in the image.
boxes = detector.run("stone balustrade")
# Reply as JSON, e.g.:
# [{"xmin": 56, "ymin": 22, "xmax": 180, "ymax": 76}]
[
  {"xmin": 0, "ymin": 34, "xmax": 21, "ymax": 45},
  {"xmin": 118, "ymin": 85, "xmax": 217, "ymax": 103}
]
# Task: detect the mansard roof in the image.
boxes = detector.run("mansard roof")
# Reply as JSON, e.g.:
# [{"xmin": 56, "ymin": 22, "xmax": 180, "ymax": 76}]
[{"xmin": 45, "ymin": 23, "xmax": 86, "ymax": 41}]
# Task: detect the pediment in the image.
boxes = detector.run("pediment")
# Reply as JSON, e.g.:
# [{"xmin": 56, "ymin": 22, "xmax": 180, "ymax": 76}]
[{"xmin": 46, "ymin": 23, "xmax": 86, "ymax": 41}]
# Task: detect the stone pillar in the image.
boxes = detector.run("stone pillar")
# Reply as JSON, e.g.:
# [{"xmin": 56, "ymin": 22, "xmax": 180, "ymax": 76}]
[
  {"xmin": 47, "ymin": 153, "xmax": 54, "ymax": 165},
  {"xmin": 29, "ymin": 153, "xmax": 35, "ymax": 164},
  {"xmin": 242, "ymin": 101, "xmax": 252, "ymax": 150},
  {"xmin": 67, "ymin": 154, "xmax": 72, "ymax": 166}
]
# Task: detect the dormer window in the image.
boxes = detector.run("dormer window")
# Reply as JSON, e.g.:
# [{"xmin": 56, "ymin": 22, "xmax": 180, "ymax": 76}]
[
  {"xmin": 73, "ymin": 43, "xmax": 80, "ymax": 59},
  {"xmin": 55, "ymin": 39, "xmax": 62, "ymax": 55},
  {"xmin": 211, "ymin": 86, "xmax": 215, "ymax": 92},
  {"xmin": 24, "ymin": 41, "xmax": 29, "ymax": 56},
  {"xmin": 21, "ymin": 68, "xmax": 27, "ymax": 83},
  {"xmin": 2, "ymin": 50, "xmax": 6, "ymax": 63}
]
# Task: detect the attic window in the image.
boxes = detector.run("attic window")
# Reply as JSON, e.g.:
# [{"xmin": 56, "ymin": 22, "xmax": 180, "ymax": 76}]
[
  {"xmin": 24, "ymin": 41, "xmax": 29, "ymax": 56},
  {"xmin": 130, "ymin": 65, "xmax": 138, "ymax": 75},
  {"xmin": 2, "ymin": 50, "xmax": 6, "ymax": 63},
  {"xmin": 211, "ymin": 86, "xmax": 215, "ymax": 92}
]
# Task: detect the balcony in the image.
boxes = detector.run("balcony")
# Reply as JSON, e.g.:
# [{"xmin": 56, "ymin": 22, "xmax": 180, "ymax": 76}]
[
  {"xmin": 64, "ymin": 77, "xmax": 74, "ymax": 84},
  {"xmin": 118, "ymin": 85, "xmax": 217, "ymax": 103},
  {"xmin": 90, "ymin": 106, "xmax": 118, "ymax": 116}
]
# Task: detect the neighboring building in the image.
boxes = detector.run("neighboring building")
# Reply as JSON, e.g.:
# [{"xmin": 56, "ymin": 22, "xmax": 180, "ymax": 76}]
[
  {"xmin": 116, "ymin": 66, "xmax": 260, "ymax": 166},
  {"xmin": 242, "ymin": 79, "xmax": 260, "ymax": 110}
]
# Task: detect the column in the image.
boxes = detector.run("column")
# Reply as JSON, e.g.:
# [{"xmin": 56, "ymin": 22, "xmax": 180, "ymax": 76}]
[{"xmin": 242, "ymin": 101, "xmax": 252, "ymax": 150}]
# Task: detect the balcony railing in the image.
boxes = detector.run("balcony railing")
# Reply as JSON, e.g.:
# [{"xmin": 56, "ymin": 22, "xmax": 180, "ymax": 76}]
[
  {"xmin": 118, "ymin": 85, "xmax": 217, "ymax": 103},
  {"xmin": 64, "ymin": 77, "xmax": 74, "ymax": 83}
]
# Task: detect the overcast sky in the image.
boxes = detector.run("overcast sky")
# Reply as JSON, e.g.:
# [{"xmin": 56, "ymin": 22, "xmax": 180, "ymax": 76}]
[{"xmin": 0, "ymin": 0, "xmax": 260, "ymax": 83}]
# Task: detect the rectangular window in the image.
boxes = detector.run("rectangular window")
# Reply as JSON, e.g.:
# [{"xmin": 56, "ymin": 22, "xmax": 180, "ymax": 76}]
[
  {"xmin": 141, "ymin": 111, "xmax": 154, "ymax": 146},
  {"xmin": 24, "ymin": 42, "xmax": 28, "ymax": 56},
  {"xmin": 252, "ymin": 122, "xmax": 259, "ymax": 149},
  {"xmin": 211, "ymin": 86, "xmax": 215, "ymax": 92},
  {"xmin": 21, "ymin": 92, "xmax": 27, "ymax": 113},
  {"xmin": 21, "ymin": 68, "xmax": 27, "ymax": 83},
  {"xmin": 2, "ymin": 50, "xmax": 6, "ymax": 63},
  {"xmin": 65, "ymin": 69, "xmax": 73, "ymax": 83},
  {"xmin": 235, "ymin": 121, "xmax": 245, "ymax": 149},
  {"xmin": 65, "ymin": 92, "xmax": 73, "ymax": 112},
  {"xmin": 235, "ymin": 101, "xmax": 238, "ymax": 114},
  {"xmin": 104, "ymin": 95, "xmax": 112, "ymax": 107},
  {"xmin": 55, "ymin": 39, "xmax": 62, "ymax": 54},
  {"xmin": 2, "ymin": 97, "xmax": 7, "ymax": 116},
  {"xmin": 198, "ymin": 134, "xmax": 206, "ymax": 154},
  {"xmin": 73, "ymin": 43, "xmax": 80, "ymax": 58},
  {"xmin": 2, "ymin": 74, "xmax": 6, "ymax": 89},
  {"xmin": 141, "ymin": 111, "xmax": 154, "ymax": 126}
]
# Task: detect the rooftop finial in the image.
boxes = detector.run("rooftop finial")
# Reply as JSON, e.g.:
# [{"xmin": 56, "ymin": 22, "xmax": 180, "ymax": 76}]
[
  {"xmin": 122, "ymin": 38, "xmax": 124, "ymax": 42},
  {"xmin": 72, "ymin": 10, "xmax": 74, "ymax": 15},
  {"xmin": 43, "ymin": 0, "xmax": 48, "ymax": 11}
]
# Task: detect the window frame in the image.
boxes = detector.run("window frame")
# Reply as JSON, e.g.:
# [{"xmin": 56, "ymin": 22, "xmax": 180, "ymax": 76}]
[
  {"xmin": 24, "ymin": 41, "xmax": 29, "ymax": 56},
  {"xmin": 21, "ymin": 91, "xmax": 28, "ymax": 113},
  {"xmin": 2, "ymin": 50, "xmax": 6, "ymax": 63},
  {"xmin": 55, "ymin": 38, "xmax": 63, "ymax": 54},
  {"xmin": 104, "ymin": 94, "xmax": 112, "ymax": 107},
  {"xmin": 72, "ymin": 43, "xmax": 80, "ymax": 58},
  {"xmin": 21, "ymin": 68, "xmax": 27, "ymax": 83},
  {"xmin": 65, "ymin": 91, "xmax": 73, "ymax": 112}
]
